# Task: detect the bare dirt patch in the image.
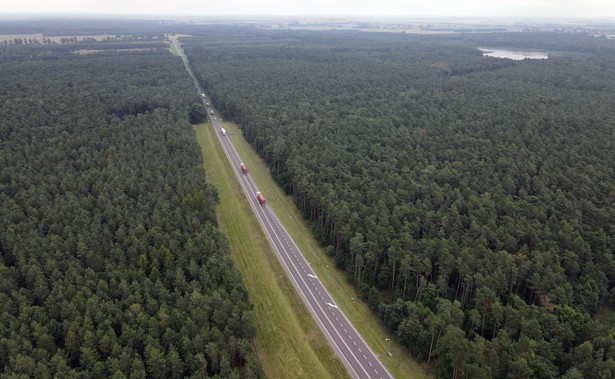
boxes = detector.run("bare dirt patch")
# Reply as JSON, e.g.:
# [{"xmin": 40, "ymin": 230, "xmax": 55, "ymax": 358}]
[
  {"xmin": 73, "ymin": 48, "xmax": 156, "ymax": 54},
  {"xmin": 0, "ymin": 34, "xmax": 135, "ymax": 43},
  {"xmin": 167, "ymin": 33, "xmax": 192, "ymax": 41}
]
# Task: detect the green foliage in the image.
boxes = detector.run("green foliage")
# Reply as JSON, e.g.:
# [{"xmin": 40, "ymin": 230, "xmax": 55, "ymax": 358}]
[
  {"xmin": 554, "ymin": 305, "xmax": 591, "ymax": 342},
  {"xmin": 184, "ymin": 28, "xmax": 615, "ymax": 378},
  {"xmin": 189, "ymin": 103, "xmax": 207, "ymax": 124},
  {"xmin": 0, "ymin": 39, "xmax": 262, "ymax": 377}
]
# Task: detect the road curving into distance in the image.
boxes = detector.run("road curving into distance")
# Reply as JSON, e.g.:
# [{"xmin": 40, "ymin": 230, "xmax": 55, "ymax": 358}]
[{"xmin": 176, "ymin": 40, "xmax": 393, "ymax": 379}]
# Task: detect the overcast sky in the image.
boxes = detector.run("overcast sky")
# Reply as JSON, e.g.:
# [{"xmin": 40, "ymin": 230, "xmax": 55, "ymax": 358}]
[{"xmin": 2, "ymin": 0, "xmax": 615, "ymax": 18}]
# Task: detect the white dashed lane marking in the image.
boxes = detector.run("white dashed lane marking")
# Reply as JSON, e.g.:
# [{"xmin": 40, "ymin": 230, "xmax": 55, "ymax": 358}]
[{"xmin": 220, "ymin": 153, "xmax": 392, "ymax": 379}]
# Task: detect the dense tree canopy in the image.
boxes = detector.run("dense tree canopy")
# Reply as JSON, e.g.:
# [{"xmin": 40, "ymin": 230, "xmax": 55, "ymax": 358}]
[
  {"xmin": 0, "ymin": 41, "xmax": 262, "ymax": 378},
  {"xmin": 185, "ymin": 29, "xmax": 615, "ymax": 378}
]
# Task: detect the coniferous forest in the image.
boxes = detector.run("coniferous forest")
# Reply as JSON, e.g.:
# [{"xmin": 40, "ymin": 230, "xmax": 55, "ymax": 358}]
[
  {"xmin": 185, "ymin": 29, "xmax": 615, "ymax": 378},
  {"xmin": 0, "ymin": 41, "xmax": 262, "ymax": 377}
]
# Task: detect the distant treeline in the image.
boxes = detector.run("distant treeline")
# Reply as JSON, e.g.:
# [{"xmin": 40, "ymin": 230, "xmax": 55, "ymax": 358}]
[{"xmin": 0, "ymin": 40, "xmax": 171, "ymax": 62}]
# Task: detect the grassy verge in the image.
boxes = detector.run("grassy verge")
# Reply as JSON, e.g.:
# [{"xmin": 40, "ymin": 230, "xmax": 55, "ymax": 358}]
[
  {"xmin": 194, "ymin": 122, "xmax": 349, "ymax": 379},
  {"xmin": 221, "ymin": 121, "xmax": 430, "ymax": 379},
  {"xmin": 168, "ymin": 41, "xmax": 179, "ymax": 56}
]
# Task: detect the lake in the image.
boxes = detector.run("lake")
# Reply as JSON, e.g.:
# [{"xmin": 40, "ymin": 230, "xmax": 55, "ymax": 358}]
[{"xmin": 477, "ymin": 47, "xmax": 548, "ymax": 60}]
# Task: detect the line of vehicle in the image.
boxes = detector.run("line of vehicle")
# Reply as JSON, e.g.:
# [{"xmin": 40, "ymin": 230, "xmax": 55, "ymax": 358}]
[
  {"xmin": 206, "ymin": 110, "xmax": 391, "ymax": 378},
  {"xmin": 202, "ymin": 112, "xmax": 371, "ymax": 377},
  {"xmin": 177, "ymin": 48, "xmax": 392, "ymax": 377},
  {"xmin": 213, "ymin": 124, "xmax": 368, "ymax": 378}
]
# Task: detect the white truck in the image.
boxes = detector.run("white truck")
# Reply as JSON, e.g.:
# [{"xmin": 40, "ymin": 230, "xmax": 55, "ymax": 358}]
[{"xmin": 221, "ymin": 128, "xmax": 227, "ymax": 136}]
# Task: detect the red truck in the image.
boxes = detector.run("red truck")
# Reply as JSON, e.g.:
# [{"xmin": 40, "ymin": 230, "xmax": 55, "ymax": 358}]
[
  {"xmin": 240, "ymin": 163, "xmax": 248, "ymax": 174},
  {"xmin": 256, "ymin": 191, "xmax": 266, "ymax": 205}
]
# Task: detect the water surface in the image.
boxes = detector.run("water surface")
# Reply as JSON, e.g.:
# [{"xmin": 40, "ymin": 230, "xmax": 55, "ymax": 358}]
[{"xmin": 478, "ymin": 47, "xmax": 548, "ymax": 60}]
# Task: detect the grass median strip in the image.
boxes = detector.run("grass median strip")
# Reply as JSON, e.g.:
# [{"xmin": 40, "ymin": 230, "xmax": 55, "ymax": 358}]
[
  {"xmin": 194, "ymin": 122, "xmax": 349, "ymax": 379},
  {"xmin": 221, "ymin": 121, "xmax": 429, "ymax": 379}
]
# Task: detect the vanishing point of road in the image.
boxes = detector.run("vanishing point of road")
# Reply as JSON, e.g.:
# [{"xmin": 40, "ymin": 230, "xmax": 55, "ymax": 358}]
[{"xmin": 176, "ymin": 40, "xmax": 393, "ymax": 379}]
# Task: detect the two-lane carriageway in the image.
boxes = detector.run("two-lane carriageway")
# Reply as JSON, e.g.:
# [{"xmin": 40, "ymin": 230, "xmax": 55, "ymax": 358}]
[
  {"xmin": 204, "ymin": 107, "xmax": 393, "ymax": 379},
  {"xmin": 176, "ymin": 46, "xmax": 394, "ymax": 376}
]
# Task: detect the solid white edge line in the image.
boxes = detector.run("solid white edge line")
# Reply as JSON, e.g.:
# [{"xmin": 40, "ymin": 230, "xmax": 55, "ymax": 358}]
[{"xmin": 200, "ymin": 86, "xmax": 392, "ymax": 379}]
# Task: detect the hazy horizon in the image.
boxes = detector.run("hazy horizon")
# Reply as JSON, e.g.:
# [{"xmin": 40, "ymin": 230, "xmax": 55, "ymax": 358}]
[{"xmin": 1, "ymin": 0, "xmax": 615, "ymax": 20}]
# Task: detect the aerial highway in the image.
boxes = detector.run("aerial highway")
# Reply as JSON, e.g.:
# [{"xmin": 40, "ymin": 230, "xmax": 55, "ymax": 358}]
[
  {"xmin": 176, "ymin": 42, "xmax": 393, "ymax": 379},
  {"xmin": 205, "ymin": 104, "xmax": 393, "ymax": 379}
]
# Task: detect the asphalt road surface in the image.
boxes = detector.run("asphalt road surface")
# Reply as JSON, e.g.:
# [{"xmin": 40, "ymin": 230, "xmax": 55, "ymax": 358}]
[{"xmin": 177, "ymin": 44, "xmax": 393, "ymax": 379}]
